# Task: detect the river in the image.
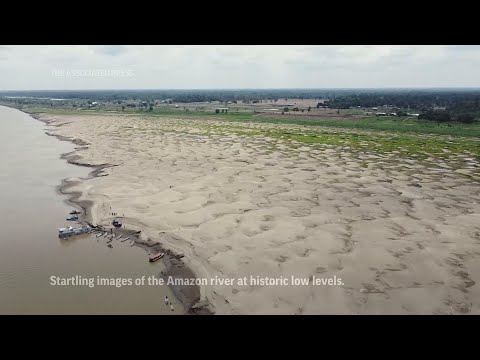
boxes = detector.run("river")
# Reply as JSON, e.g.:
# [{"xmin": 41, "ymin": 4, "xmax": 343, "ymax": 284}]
[{"xmin": 0, "ymin": 106, "xmax": 176, "ymax": 314}]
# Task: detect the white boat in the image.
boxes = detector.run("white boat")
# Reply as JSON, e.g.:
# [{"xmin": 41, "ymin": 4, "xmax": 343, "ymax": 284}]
[
  {"xmin": 129, "ymin": 240, "xmax": 135, "ymax": 247},
  {"xmin": 117, "ymin": 234, "xmax": 123, "ymax": 240},
  {"xmin": 58, "ymin": 225, "xmax": 91, "ymax": 238},
  {"xmin": 149, "ymin": 252, "xmax": 165, "ymax": 263},
  {"xmin": 122, "ymin": 236, "xmax": 130, "ymax": 242},
  {"xmin": 104, "ymin": 232, "xmax": 108, "ymax": 237},
  {"xmin": 96, "ymin": 233, "xmax": 102, "ymax": 238}
]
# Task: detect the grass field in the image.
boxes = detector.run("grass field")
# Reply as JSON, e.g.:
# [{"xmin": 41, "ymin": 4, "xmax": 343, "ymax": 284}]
[
  {"xmin": 10, "ymin": 104, "xmax": 480, "ymax": 161},
  {"xmin": 20, "ymin": 104, "xmax": 480, "ymax": 138},
  {"xmin": 228, "ymin": 115, "xmax": 480, "ymax": 138}
]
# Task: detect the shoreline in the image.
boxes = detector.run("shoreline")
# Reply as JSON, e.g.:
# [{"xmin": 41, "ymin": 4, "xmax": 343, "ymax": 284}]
[
  {"xmin": 16, "ymin": 107, "xmax": 480, "ymax": 315},
  {"xmin": 25, "ymin": 109, "xmax": 214, "ymax": 315}
]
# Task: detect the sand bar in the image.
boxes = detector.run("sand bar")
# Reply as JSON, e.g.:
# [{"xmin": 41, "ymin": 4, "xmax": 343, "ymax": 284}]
[{"xmin": 34, "ymin": 112, "xmax": 480, "ymax": 314}]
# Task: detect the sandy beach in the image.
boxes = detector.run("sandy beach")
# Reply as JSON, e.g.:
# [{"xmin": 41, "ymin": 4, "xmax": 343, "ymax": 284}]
[{"xmin": 34, "ymin": 112, "xmax": 480, "ymax": 314}]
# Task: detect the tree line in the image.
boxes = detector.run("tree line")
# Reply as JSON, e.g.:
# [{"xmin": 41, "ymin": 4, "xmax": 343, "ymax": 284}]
[{"xmin": 326, "ymin": 91, "xmax": 480, "ymax": 123}]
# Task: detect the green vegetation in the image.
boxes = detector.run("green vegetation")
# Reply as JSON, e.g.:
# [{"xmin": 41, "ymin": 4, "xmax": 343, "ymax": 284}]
[
  {"xmin": 13, "ymin": 103, "xmax": 480, "ymax": 138},
  {"xmin": 4, "ymin": 93, "xmax": 480, "ymax": 162},
  {"xmin": 186, "ymin": 124, "xmax": 480, "ymax": 160},
  {"xmin": 227, "ymin": 115, "xmax": 480, "ymax": 138}
]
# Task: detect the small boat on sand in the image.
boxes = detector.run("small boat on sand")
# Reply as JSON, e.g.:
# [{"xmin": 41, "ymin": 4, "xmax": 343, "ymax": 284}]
[
  {"xmin": 96, "ymin": 233, "xmax": 102, "ymax": 238},
  {"xmin": 117, "ymin": 234, "xmax": 123, "ymax": 240},
  {"xmin": 129, "ymin": 240, "xmax": 135, "ymax": 247},
  {"xmin": 149, "ymin": 252, "xmax": 165, "ymax": 263},
  {"xmin": 121, "ymin": 236, "xmax": 130, "ymax": 242},
  {"xmin": 107, "ymin": 237, "xmax": 113, "ymax": 243},
  {"xmin": 112, "ymin": 219, "xmax": 122, "ymax": 228},
  {"xmin": 108, "ymin": 244, "xmax": 113, "ymax": 248},
  {"xmin": 104, "ymin": 232, "xmax": 108, "ymax": 237}
]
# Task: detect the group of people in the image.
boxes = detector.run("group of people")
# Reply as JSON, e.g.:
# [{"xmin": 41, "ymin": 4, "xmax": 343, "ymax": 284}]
[
  {"xmin": 109, "ymin": 205, "xmax": 122, "ymax": 217},
  {"xmin": 165, "ymin": 296, "xmax": 174, "ymax": 312}
]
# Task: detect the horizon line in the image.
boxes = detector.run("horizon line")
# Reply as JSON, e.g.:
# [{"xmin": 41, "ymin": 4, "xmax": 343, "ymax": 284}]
[{"xmin": 2, "ymin": 87, "xmax": 480, "ymax": 92}]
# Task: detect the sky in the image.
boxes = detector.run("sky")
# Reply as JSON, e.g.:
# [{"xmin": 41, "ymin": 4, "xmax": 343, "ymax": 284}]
[{"xmin": 0, "ymin": 45, "xmax": 479, "ymax": 90}]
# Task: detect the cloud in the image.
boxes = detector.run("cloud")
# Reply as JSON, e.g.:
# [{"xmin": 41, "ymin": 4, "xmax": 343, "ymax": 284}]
[
  {"xmin": 0, "ymin": 45, "xmax": 479, "ymax": 90},
  {"xmin": 447, "ymin": 45, "xmax": 480, "ymax": 52},
  {"xmin": 91, "ymin": 45, "xmax": 128, "ymax": 56},
  {"xmin": 0, "ymin": 46, "xmax": 10, "ymax": 60}
]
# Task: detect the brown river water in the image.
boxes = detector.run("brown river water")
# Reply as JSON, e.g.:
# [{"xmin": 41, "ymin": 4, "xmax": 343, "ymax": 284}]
[{"xmin": 0, "ymin": 106, "xmax": 177, "ymax": 314}]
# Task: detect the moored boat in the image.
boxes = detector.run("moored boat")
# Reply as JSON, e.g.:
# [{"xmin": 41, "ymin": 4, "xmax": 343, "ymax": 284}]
[
  {"xmin": 58, "ymin": 225, "xmax": 91, "ymax": 238},
  {"xmin": 149, "ymin": 252, "xmax": 165, "ymax": 263}
]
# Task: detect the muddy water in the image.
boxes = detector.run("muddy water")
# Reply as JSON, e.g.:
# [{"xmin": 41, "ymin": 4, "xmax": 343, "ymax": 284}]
[{"xmin": 0, "ymin": 106, "xmax": 177, "ymax": 314}]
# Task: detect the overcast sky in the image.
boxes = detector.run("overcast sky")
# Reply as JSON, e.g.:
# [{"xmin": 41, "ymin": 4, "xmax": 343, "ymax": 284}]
[{"xmin": 0, "ymin": 45, "xmax": 479, "ymax": 90}]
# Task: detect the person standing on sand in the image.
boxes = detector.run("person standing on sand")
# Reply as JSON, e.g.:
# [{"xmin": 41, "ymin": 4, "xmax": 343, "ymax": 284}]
[{"xmin": 165, "ymin": 296, "xmax": 169, "ymax": 305}]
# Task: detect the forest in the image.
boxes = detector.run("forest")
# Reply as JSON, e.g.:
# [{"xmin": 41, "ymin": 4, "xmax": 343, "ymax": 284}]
[{"xmin": 1, "ymin": 88, "xmax": 479, "ymax": 122}]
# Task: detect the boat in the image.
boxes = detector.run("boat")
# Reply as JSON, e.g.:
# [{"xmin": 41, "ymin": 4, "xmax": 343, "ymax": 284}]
[
  {"xmin": 112, "ymin": 219, "xmax": 122, "ymax": 228},
  {"xmin": 106, "ymin": 237, "xmax": 113, "ymax": 243},
  {"xmin": 107, "ymin": 244, "xmax": 113, "ymax": 248},
  {"xmin": 117, "ymin": 234, "xmax": 123, "ymax": 240},
  {"xmin": 129, "ymin": 240, "xmax": 135, "ymax": 247},
  {"xmin": 69, "ymin": 210, "xmax": 81, "ymax": 215},
  {"xmin": 121, "ymin": 236, "xmax": 130, "ymax": 242},
  {"xmin": 149, "ymin": 252, "xmax": 165, "ymax": 263},
  {"xmin": 66, "ymin": 214, "xmax": 78, "ymax": 221},
  {"xmin": 96, "ymin": 233, "xmax": 102, "ymax": 238},
  {"xmin": 104, "ymin": 232, "xmax": 108, "ymax": 237},
  {"xmin": 58, "ymin": 225, "xmax": 91, "ymax": 238}
]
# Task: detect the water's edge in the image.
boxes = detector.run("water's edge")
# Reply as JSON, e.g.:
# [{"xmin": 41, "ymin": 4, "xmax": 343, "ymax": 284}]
[{"xmin": 20, "ymin": 108, "xmax": 214, "ymax": 315}]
